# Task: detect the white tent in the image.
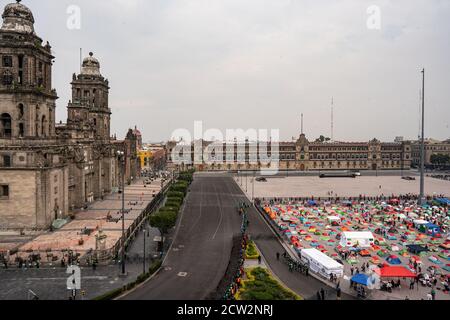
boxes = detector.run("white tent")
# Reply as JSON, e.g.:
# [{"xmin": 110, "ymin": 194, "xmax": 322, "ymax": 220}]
[
  {"xmin": 339, "ymin": 231, "xmax": 375, "ymax": 248},
  {"xmin": 301, "ymin": 248, "xmax": 344, "ymax": 278},
  {"xmin": 327, "ymin": 216, "xmax": 341, "ymax": 223}
]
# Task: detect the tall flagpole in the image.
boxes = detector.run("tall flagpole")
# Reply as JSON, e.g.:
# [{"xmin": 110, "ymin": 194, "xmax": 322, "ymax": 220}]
[
  {"xmin": 419, "ymin": 68, "xmax": 425, "ymax": 205},
  {"xmin": 331, "ymin": 97, "xmax": 334, "ymax": 142}
]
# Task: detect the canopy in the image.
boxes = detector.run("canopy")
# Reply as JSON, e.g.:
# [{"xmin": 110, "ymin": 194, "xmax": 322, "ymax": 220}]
[
  {"xmin": 375, "ymin": 266, "xmax": 416, "ymax": 278},
  {"xmin": 351, "ymin": 273, "xmax": 372, "ymax": 286},
  {"xmin": 307, "ymin": 200, "xmax": 317, "ymax": 206}
]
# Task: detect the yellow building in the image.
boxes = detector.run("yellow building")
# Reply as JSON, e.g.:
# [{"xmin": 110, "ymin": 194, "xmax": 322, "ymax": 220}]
[{"xmin": 138, "ymin": 150, "xmax": 153, "ymax": 169}]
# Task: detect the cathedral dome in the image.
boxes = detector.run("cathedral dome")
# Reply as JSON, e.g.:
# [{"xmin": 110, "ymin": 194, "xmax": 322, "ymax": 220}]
[
  {"xmin": 81, "ymin": 52, "xmax": 101, "ymax": 76},
  {"xmin": 1, "ymin": 1, "xmax": 35, "ymax": 34}
]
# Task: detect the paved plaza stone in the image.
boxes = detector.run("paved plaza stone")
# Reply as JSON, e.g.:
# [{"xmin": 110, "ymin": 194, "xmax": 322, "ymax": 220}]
[
  {"xmin": 245, "ymin": 175, "xmax": 449, "ymax": 199},
  {"xmin": 0, "ymin": 178, "xmax": 168, "ymax": 264}
]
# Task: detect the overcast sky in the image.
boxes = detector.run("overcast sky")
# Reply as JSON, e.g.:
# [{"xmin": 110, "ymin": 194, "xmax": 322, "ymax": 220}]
[{"xmin": 9, "ymin": 0, "xmax": 450, "ymax": 142}]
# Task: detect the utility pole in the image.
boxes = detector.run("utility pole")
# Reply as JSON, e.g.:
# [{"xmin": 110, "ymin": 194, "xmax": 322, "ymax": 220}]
[
  {"xmin": 117, "ymin": 150, "xmax": 126, "ymax": 276},
  {"xmin": 419, "ymin": 68, "xmax": 426, "ymax": 205},
  {"xmin": 245, "ymin": 172, "xmax": 248, "ymax": 193},
  {"xmin": 143, "ymin": 229, "xmax": 146, "ymax": 274},
  {"xmin": 252, "ymin": 170, "xmax": 255, "ymax": 202},
  {"xmin": 331, "ymin": 97, "xmax": 334, "ymax": 142}
]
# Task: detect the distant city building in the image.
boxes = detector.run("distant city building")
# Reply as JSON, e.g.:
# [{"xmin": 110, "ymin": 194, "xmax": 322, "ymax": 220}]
[
  {"xmin": 0, "ymin": 2, "xmax": 140, "ymax": 229},
  {"xmin": 394, "ymin": 136, "xmax": 404, "ymax": 143},
  {"xmin": 132, "ymin": 126, "xmax": 143, "ymax": 151},
  {"xmin": 411, "ymin": 138, "xmax": 450, "ymax": 167},
  {"xmin": 166, "ymin": 133, "xmax": 412, "ymax": 172},
  {"xmin": 138, "ymin": 144, "xmax": 166, "ymax": 171}
]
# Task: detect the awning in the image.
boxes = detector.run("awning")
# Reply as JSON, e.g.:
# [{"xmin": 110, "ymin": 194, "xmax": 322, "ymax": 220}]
[
  {"xmin": 351, "ymin": 273, "xmax": 373, "ymax": 286},
  {"xmin": 375, "ymin": 266, "xmax": 416, "ymax": 278}
]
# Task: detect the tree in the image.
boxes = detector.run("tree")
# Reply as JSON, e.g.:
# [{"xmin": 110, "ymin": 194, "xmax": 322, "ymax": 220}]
[
  {"xmin": 149, "ymin": 210, "xmax": 177, "ymax": 254},
  {"xmin": 315, "ymin": 135, "xmax": 331, "ymax": 143}
]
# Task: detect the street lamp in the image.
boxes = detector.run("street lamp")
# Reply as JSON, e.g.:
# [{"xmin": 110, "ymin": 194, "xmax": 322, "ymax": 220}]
[
  {"xmin": 419, "ymin": 68, "xmax": 426, "ymax": 205},
  {"xmin": 117, "ymin": 150, "xmax": 126, "ymax": 276},
  {"xmin": 143, "ymin": 229, "xmax": 147, "ymax": 274}
]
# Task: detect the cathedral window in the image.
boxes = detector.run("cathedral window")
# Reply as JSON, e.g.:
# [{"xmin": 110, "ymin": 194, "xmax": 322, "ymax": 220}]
[
  {"xmin": 0, "ymin": 113, "xmax": 12, "ymax": 138},
  {"xmin": 18, "ymin": 103, "xmax": 24, "ymax": 119},
  {"xmin": 2, "ymin": 154, "xmax": 11, "ymax": 167},
  {"xmin": 2, "ymin": 70, "xmax": 13, "ymax": 85},
  {"xmin": 41, "ymin": 115, "xmax": 46, "ymax": 136},
  {"xmin": 2, "ymin": 56, "xmax": 12, "ymax": 67},
  {"xmin": 19, "ymin": 123, "xmax": 24, "ymax": 137},
  {"xmin": 0, "ymin": 185, "xmax": 9, "ymax": 199},
  {"xmin": 18, "ymin": 55, "xmax": 24, "ymax": 85}
]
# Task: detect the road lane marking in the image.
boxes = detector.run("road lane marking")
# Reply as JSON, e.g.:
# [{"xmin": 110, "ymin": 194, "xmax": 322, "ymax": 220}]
[{"xmin": 212, "ymin": 184, "xmax": 224, "ymax": 240}]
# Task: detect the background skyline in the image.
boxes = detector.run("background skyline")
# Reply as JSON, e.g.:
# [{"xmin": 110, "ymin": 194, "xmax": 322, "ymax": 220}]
[{"xmin": 8, "ymin": 0, "xmax": 450, "ymax": 143}]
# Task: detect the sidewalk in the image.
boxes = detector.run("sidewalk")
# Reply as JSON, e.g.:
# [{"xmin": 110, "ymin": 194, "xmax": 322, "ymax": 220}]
[{"xmin": 1, "ymin": 178, "xmax": 168, "ymax": 265}]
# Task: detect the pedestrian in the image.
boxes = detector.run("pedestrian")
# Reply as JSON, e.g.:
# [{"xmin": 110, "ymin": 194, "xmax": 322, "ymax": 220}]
[
  {"xmin": 276, "ymin": 252, "xmax": 280, "ymax": 261},
  {"xmin": 350, "ymin": 267, "xmax": 354, "ymax": 276},
  {"xmin": 258, "ymin": 256, "xmax": 262, "ymax": 265},
  {"xmin": 336, "ymin": 287, "xmax": 341, "ymax": 300},
  {"xmin": 320, "ymin": 288, "xmax": 325, "ymax": 301},
  {"xmin": 409, "ymin": 280, "xmax": 414, "ymax": 290},
  {"xmin": 431, "ymin": 289, "xmax": 436, "ymax": 300}
]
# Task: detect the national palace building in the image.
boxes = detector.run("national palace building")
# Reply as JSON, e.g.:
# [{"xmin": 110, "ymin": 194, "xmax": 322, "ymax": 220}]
[{"xmin": 167, "ymin": 133, "xmax": 413, "ymax": 172}]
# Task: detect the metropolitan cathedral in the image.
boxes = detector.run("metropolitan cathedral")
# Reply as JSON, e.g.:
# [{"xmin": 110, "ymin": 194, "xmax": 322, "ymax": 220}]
[{"xmin": 0, "ymin": 1, "xmax": 140, "ymax": 229}]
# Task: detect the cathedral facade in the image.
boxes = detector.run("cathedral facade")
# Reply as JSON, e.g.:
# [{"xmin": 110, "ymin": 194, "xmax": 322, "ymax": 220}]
[{"xmin": 0, "ymin": 1, "xmax": 140, "ymax": 230}]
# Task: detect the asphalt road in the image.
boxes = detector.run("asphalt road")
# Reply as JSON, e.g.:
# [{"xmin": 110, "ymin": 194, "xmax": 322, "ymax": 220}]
[
  {"xmin": 122, "ymin": 174, "xmax": 354, "ymax": 300},
  {"xmin": 122, "ymin": 175, "xmax": 244, "ymax": 300},
  {"xmin": 224, "ymin": 177, "xmax": 355, "ymax": 300}
]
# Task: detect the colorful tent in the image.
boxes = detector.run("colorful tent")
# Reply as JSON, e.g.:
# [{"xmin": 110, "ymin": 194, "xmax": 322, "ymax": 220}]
[
  {"xmin": 375, "ymin": 266, "xmax": 416, "ymax": 278},
  {"xmin": 351, "ymin": 273, "xmax": 373, "ymax": 286},
  {"xmin": 386, "ymin": 255, "xmax": 402, "ymax": 265}
]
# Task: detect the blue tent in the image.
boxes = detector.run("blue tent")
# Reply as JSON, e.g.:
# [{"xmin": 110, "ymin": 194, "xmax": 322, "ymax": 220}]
[
  {"xmin": 351, "ymin": 274, "xmax": 373, "ymax": 286},
  {"xmin": 425, "ymin": 223, "xmax": 440, "ymax": 235},
  {"xmin": 307, "ymin": 200, "xmax": 317, "ymax": 206},
  {"xmin": 386, "ymin": 255, "xmax": 402, "ymax": 265},
  {"xmin": 435, "ymin": 198, "xmax": 450, "ymax": 206}
]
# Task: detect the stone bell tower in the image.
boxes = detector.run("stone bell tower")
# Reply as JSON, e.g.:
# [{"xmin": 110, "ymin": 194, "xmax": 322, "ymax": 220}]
[
  {"xmin": 0, "ymin": 0, "xmax": 58, "ymax": 139},
  {"xmin": 68, "ymin": 52, "xmax": 111, "ymax": 141}
]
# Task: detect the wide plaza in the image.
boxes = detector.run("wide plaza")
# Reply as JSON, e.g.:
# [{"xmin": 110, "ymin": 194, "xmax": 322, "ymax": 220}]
[
  {"xmin": 238, "ymin": 174, "xmax": 450, "ymax": 300},
  {"xmin": 244, "ymin": 175, "xmax": 450, "ymax": 199}
]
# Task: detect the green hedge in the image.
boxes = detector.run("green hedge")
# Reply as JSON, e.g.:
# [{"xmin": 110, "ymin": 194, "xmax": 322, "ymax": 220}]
[
  {"xmin": 245, "ymin": 241, "xmax": 260, "ymax": 260},
  {"xmin": 237, "ymin": 267, "xmax": 301, "ymax": 301},
  {"xmin": 167, "ymin": 191, "xmax": 184, "ymax": 199}
]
